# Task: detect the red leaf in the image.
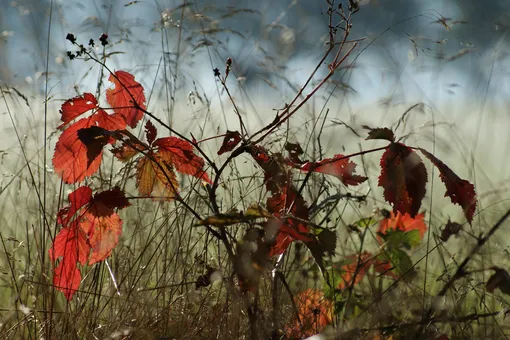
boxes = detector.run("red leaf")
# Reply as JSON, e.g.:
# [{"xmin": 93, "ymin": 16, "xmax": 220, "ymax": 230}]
[
  {"xmin": 379, "ymin": 143, "xmax": 427, "ymax": 217},
  {"xmin": 53, "ymin": 108, "xmax": 124, "ymax": 183},
  {"xmin": 297, "ymin": 154, "xmax": 368, "ymax": 186},
  {"xmin": 266, "ymin": 188, "xmax": 312, "ymax": 256},
  {"xmin": 106, "ymin": 71, "xmax": 146, "ymax": 128},
  {"xmin": 49, "ymin": 224, "xmax": 89, "ymax": 300},
  {"xmin": 50, "ymin": 186, "xmax": 130, "ymax": 300},
  {"xmin": 145, "ymin": 120, "xmax": 157, "ymax": 145},
  {"xmin": 378, "ymin": 211, "xmax": 427, "ymax": 239},
  {"xmin": 53, "ymin": 117, "xmax": 104, "ymax": 183},
  {"xmin": 53, "ymin": 258, "xmax": 81, "ymax": 300},
  {"xmin": 217, "ymin": 130, "xmax": 242, "ymax": 155},
  {"xmin": 80, "ymin": 212, "xmax": 123, "ymax": 264},
  {"xmin": 419, "ymin": 148, "xmax": 477, "ymax": 222},
  {"xmin": 49, "ymin": 223, "xmax": 90, "ymax": 264},
  {"xmin": 58, "ymin": 186, "xmax": 93, "ymax": 226},
  {"xmin": 154, "ymin": 137, "xmax": 211, "ymax": 184},
  {"xmin": 58, "ymin": 93, "xmax": 98, "ymax": 129},
  {"xmin": 93, "ymin": 109, "xmax": 126, "ymax": 131}
]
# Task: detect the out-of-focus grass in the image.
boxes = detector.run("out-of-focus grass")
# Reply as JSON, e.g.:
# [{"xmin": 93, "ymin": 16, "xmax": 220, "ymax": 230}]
[{"xmin": 1, "ymin": 1, "xmax": 510, "ymax": 339}]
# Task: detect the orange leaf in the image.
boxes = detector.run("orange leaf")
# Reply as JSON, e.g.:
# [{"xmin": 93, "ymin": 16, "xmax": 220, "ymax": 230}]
[
  {"xmin": 58, "ymin": 93, "xmax": 98, "ymax": 129},
  {"xmin": 80, "ymin": 212, "xmax": 122, "ymax": 264},
  {"xmin": 112, "ymin": 142, "xmax": 142, "ymax": 162},
  {"xmin": 378, "ymin": 211, "xmax": 427, "ymax": 239},
  {"xmin": 136, "ymin": 151, "xmax": 179, "ymax": 200},
  {"xmin": 337, "ymin": 251, "xmax": 373, "ymax": 290},
  {"xmin": 53, "ymin": 117, "xmax": 105, "ymax": 183},
  {"xmin": 154, "ymin": 137, "xmax": 211, "ymax": 183},
  {"xmin": 106, "ymin": 70, "xmax": 146, "ymax": 128},
  {"xmin": 285, "ymin": 288, "xmax": 333, "ymax": 338},
  {"xmin": 53, "ymin": 108, "xmax": 124, "ymax": 184},
  {"xmin": 296, "ymin": 154, "xmax": 368, "ymax": 186},
  {"xmin": 379, "ymin": 143, "xmax": 427, "ymax": 217}
]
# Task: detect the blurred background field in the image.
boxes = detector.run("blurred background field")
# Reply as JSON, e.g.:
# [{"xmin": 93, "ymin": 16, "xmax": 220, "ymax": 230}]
[{"xmin": 1, "ymin": 0, "xmax": 510, "ymax": 339}]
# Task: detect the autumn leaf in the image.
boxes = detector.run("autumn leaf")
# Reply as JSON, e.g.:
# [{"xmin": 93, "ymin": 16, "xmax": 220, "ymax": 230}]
[
  {"xmin": 265, "ymin": 188, "xmax": 312, "ymax": 256},
  {"xmin": 419, "ymin": 148, "xmax": 477, "ymax": 222},
  {"xmin": 440, "ymin": 220, "xmax": 463, "ymax": 242},
  {"xmin": 295, "ymin": 154, "xmax": 368, "ymax": 186},
  {"xmin": 93, "ymin": 109, "xmax": 126, "ymax": 131},
  {"xmin": 336, "ymin": 252, "xmax": 374, "ymax": 290},
  {"xmin": 217, "ymin": 130, "xmax": 242, "ymax": 155},
  {"xmin": 49, "ymin": 186, "xmax": 130, "ymax": 300},
  {"xmin": 58, "ymin": 92, "xmax": 98, "ymax": 129},
  {"xmin": 106, "ymin": 70, "xmax": 146, "ymax": 128},
  {"xmin": 136, "ymin": 151, "xmax": 179, "ymax": 200},
  {"xmin": 53, "ymin": 111, "xmax": 125, "ymax": 184},
  {"xmin": 49, "ymin": 223, "xmax": 89, "ymax": 300},
  {"xmin": 284, "ymin": 141, "xmax": 305, "ymax": 164},
  {"xmin": 378, "ymin": 211, "xmax": 427, "ymax": 239},
  {"xmin": 77, "ymin": 126, "xmax": 112, "ymax": 166},
  {"xmin": 91, "ymin": 186, "xmax": 131, "ymax": 214},
  {"xmin": 145, "ymin": 120, "xmax": 157, "ymax": 145},
  {"xmin": 379, "ymin": 143, "xmax": 427, "ymax": 217},
  {"xmin": 486, "ymin": 267, "xmax": 510, "ymax": 295},
  {"xmin": 53, "ymin": 117, "xmax": 105, "ymax": 183},
  {"xmin": 112, "ymin": 142, "xmax": 143, "ymax": 162},
  {"xmin": 80, "ymin": 212, "xmax": 123, "ymax": 264},
  {"xmin": 53, "ymin": 257, "xmax": 82, "ymax": 301},
  {"xmin": 154, "ymin": 136, "xmax": 211, "ymax": 183},
  {"xmin": 363, "ymin": 125, "xmax": 395, "ymax": 142},
  {"xmin": 285, "ymin": 288, "xmax": 333, "ymax": 339}
]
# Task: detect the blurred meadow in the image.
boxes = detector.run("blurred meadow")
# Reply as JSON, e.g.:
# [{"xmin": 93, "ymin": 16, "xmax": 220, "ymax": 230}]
[{"xmin": 1, "ymin": 0, "xmax": 510, "ymax": 339}]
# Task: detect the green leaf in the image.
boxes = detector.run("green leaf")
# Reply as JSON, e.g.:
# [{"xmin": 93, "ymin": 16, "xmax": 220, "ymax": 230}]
[
  {"xmin": 354, "ymin": 217, "xmax": 374, "ymax": 228},
  {"xmin": 388, "ymin": 248, "xmax": 413, "ymax": 274},
  {"xmin": 379, "ymin": 229, "xmax": 421, "ymax": 250}
]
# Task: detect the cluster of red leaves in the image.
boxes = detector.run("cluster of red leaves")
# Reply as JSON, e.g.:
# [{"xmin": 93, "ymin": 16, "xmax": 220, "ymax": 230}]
[
  {"xmin": 285, "ymin": 288, "xmax": 333, "ymax": 339},
  {"xmin": 248, "ymin": 144, "xmax": 368, "ymax": 256},
  {"xmin": 53, "ymin": 71, "xmax": 146, "ymax": 183},
  {"xmin": 371, "ymin": 128, "xmax": 477, "ymax": 223},
  {"xmin": 266, "ymin": 187, "xmax": 312, "ymax": 256},
  {"xmin": 49, "ymin": 186, "xmax": 130, "ymax": 300},
  {"xmin": 51, "ymin": 71, "xmax": 211, "ymax": 300},
  {"xmin": 248, "ymin": 146, "xmax": 313, "ymax": 255}
]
